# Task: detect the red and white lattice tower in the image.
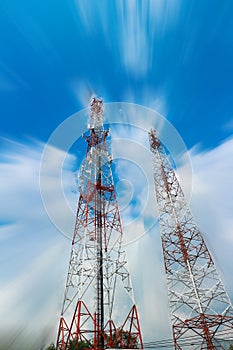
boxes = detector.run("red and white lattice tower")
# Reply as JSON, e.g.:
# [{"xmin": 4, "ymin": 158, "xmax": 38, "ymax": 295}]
[
  {"xmin": 149, "ymin": 129, "xmax": 233, "ymax": 349},
  {"xmin": 56, "ymin": 98, "xmax": 143, "ymax": 350}
]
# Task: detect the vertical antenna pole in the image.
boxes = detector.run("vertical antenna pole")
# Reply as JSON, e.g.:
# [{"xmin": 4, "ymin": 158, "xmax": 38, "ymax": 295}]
[{"xmin": 96, "ymin": 145, "xmax": 104, "ymax": 349}]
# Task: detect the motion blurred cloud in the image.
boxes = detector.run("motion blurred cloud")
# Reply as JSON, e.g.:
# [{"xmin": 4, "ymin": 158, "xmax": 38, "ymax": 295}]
[
  {"xmin": 0, "ymin": 130, "xmax": 233, "ymax": 348},
  {"xmin": 74, "ymin": 0, "xmax": 181, "ymax": 78}
]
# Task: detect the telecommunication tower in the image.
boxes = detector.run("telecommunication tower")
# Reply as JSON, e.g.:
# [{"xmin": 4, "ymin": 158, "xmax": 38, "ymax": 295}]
[
  {"xmin": 149, "ymin": 129, "xmax": 233, "ymax": 349},
  {"xmin": 56, "ymin": 98, "xmax": 143, "ymax": 350}
]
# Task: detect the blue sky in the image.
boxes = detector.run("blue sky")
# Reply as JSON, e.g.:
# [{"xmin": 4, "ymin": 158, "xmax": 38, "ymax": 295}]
[
  {"xmin": 1, "ymin": 0, "xmax": 233, "ymax": 348},
  {"xmin": 1, "ymin": 0, "xmax": 233, "ymax": 147}
]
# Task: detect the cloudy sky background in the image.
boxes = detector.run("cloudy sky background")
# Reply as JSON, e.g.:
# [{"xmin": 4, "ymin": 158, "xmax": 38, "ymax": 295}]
[{"xmin": 1, "ymin": 0, "xmax": 233, "ymax": 348}]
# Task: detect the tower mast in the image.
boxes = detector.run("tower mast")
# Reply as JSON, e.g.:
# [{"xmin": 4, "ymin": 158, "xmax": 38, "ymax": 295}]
[
  {"xmin": 149, "ymin": 128, "xmax": 233, "ymax": 349},
  {"xmin": 93, "ymin": 99, "xmax": 104, "ymax": 348},
  {"xmin": 56, "ymin": 98, "xmax": 143, "ymax": 350}
]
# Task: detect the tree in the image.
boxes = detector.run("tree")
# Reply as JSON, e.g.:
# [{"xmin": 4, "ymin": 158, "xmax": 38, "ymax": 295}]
[
  {"xmin": 229, "ymin": 345, "xmax": 233, "ymax": 350},
  {"xmin": 115, "ymin": 330, "xmax": 138, "ymax": 348},
  {"xmin": 45, "ymin": 333, "xmax": 138, "ymax": 350},
  {"xmin": 106, "ymin": 329, "xmax": 138, "ymax": 349},
  {"xmin": 68, "ymin": 339, "xmax": 92, "ymax": 350}
]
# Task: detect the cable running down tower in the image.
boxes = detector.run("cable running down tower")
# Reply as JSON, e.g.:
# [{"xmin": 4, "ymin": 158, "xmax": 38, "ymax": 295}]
[{"xmin": 149, "ymin": 129, "xmax": 233, "ymax": 349}]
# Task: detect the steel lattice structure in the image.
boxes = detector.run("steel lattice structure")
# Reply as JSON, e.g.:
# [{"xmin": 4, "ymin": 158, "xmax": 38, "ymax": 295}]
[
  {"xmin": 56, "ymin": 98, "xmax": 143, "ymax": 350},
  {"xmin": 148, "ymin": 128, "xmax": 233, "ymax": 349}
]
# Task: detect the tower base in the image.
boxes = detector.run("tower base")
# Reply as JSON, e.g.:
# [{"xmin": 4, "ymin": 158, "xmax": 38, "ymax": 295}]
[{"xmin": 56, "ymin": 301, "xmax": 143, "ymax": 350}]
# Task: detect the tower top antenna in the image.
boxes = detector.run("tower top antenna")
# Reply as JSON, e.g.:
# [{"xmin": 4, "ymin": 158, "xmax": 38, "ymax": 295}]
[{"xmin": 89, "ymin": 97, "xmax": 103, "ymax": 130}]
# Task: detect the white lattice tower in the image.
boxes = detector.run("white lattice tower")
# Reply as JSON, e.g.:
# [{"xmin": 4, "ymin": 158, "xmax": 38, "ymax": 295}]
[
  {"xmin": 56, "ymin": 98, "xmax": 143, "ymax": 350},
  {"xmin": 149, "ymin": 128, "xmax": 233, "ymax": 350}
]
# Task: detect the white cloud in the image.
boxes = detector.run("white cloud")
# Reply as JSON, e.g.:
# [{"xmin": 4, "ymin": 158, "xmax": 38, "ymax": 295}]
[
  {"xmin": 1, "ymin": 133, "xmax": 233, "ymax": 347},
  {"xmin": 0, "ymin": 138, "xmax": 74, "ymax": 348},
  {"xmin": 115, "ymin": 0, "xmax": 181, "ymax": 77},
  {"xmin": 126, "ymin": 228, "xmax": 172, "ymax": 341},
  {"xmin": 181, "ymin": 137, "xmax": 233, "ymax": 294},
  {"xmin": 69, "ymin": 80, "xmax": 95, "ymax": 109},
  {"xmin": 74, "ymin": 0, "xmax": 181, "ymax": 78}
]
